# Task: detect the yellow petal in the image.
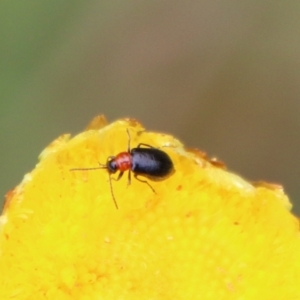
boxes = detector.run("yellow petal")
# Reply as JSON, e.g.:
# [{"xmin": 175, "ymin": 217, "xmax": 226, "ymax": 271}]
[{"xmin": 1, "ymin": 116, "xmax": 300, "ymax": 299}]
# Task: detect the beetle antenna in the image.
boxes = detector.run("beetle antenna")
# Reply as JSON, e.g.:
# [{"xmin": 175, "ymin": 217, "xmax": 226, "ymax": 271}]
[
  {"xmin": 70, "ymin": 164, "xmax": 118, "ymax": 209},
  {"xmin": 126, "ymin": 129, "xmax": 131, "ymax": 152},
  {"xmin": 108, "ymin": 173, "xmax": 118, "ymax": 209},
  {"xmin": 70, "ymin": 162, "xmax": 107, "ymax": 172}
]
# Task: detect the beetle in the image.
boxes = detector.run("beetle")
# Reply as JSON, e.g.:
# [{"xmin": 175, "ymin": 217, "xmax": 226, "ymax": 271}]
[{"xmin": 70, "ymin": 129, "xmax": 174, "ymax": 209}]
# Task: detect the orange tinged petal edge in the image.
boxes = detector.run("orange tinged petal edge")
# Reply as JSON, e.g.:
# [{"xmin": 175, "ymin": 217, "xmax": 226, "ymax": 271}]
[{"xmin": 0, "ymin": 115, "xmax": 300, "ymax": 299}]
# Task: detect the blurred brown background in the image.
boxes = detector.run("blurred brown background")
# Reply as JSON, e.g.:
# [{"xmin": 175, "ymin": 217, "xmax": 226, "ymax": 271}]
[{"xmin": 1, "ymin": 1, "xmax": 299, "ymax": 213}]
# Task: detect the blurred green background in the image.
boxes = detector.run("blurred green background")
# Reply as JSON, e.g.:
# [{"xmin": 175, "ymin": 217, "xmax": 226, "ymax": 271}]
[{"xmin": 1, "ymin": 1, "xmax": 299, "ymax": 213}]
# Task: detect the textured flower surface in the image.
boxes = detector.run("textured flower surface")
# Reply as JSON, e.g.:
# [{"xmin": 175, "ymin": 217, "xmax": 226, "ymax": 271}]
[{"xmin": 0, "ymin": 115, "xmax": 300, "ymax": 300}]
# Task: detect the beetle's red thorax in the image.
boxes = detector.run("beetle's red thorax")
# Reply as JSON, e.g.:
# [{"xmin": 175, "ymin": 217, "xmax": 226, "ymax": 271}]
[{"xmin": 114, "ymin": 152, "xmax": 132, "ymax": 171}]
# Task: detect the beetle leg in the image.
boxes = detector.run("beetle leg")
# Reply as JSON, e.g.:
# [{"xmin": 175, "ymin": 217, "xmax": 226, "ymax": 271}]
[
  {"xmin": 127, "ymin": 170, "xmax": 131, "ymax": 187},
  {"xmin": 134, "ymin": 174, "xmax": 156, "ymax": 194},
  {"xmin": 136, "ymin": 143, "xmax": 156, "ymax": 149},
  {"xmin": 111, "ymin": 171, "xmax": 124, "ymax": 182}
]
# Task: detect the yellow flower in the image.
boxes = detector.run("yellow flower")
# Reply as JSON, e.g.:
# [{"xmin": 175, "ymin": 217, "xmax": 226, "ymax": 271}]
[{"xmin": 1, "ymin": 115, "xmax": 300, "ymax": 299}]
